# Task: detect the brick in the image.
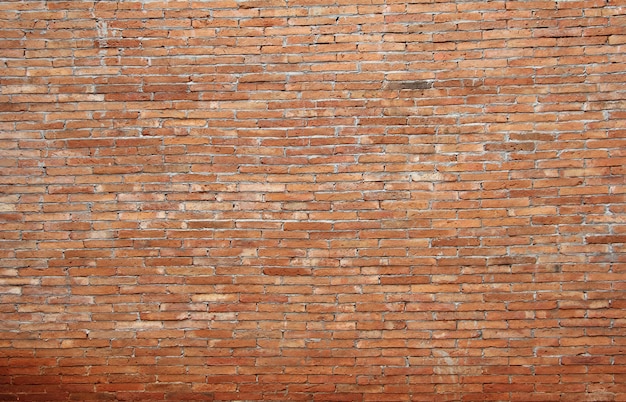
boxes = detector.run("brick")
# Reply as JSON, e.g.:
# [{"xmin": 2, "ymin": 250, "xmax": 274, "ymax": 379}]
[{"xmin": 1, "ymin": 1, "xmax": 625, "ymax": 400}]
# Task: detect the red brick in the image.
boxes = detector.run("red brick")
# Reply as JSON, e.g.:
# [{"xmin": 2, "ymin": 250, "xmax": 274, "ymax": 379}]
[{"xmin": 1, "ymin": 1, "xmax": 625, "ymax": 400}]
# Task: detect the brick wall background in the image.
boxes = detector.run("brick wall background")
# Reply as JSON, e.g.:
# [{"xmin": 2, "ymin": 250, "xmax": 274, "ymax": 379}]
[{"xmin": 1, "ymin": 0, "xmax": 626, "ymax": 400}]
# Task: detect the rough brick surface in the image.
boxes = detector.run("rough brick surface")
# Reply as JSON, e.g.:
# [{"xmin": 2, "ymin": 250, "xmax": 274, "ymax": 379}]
[{"xmin": 1, "ymin": 0, "xmax": 626, "ymax": 400}]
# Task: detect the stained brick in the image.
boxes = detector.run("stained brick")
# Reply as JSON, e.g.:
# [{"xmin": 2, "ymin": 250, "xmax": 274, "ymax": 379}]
[{"xmin": 0, "ymin": 0, "xmax": 625, "ymax": 400}]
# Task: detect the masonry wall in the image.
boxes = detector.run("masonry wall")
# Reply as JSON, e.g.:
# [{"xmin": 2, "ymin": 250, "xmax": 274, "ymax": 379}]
[{"xmin": 1, "ymin": 0, "xmax": 626, "ymax": 401}]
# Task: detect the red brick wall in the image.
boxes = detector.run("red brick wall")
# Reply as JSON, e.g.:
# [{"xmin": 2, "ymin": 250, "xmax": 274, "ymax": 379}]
[{"xmin": 1, "ymin": 0, "xmax": 626, "ymax": 400}]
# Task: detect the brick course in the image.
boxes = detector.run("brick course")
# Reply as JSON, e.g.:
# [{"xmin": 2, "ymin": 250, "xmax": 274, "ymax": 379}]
[{"xmin": 1, "ymin": 0, "xmax": 626, "ymax": 400}]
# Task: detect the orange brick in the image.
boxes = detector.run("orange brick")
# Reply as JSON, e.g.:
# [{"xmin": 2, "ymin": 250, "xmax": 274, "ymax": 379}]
[{"xmin": 1, "ymin": 1, "xmax": 625, "ymax": 400}]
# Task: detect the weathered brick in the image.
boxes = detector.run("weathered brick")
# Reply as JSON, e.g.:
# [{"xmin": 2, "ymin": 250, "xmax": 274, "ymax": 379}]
[{"xmin": 0, "ymin": 0, "xmax": 624, "ymax": 400}]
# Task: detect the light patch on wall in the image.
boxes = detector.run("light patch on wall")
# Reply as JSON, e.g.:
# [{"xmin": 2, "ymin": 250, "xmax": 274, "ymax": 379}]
[
  {"xmin": 411, "ymin": 172, "xmax": 443, "ymax": 182},
  {"xmin": 95, "ymin": 18, "xmax": 108, "ymax": 44}
]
